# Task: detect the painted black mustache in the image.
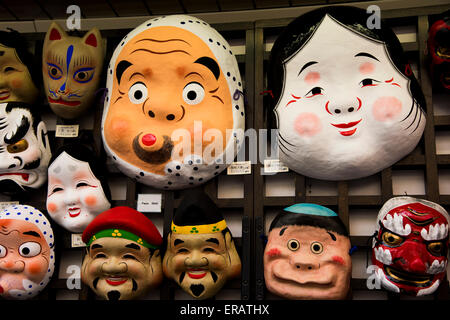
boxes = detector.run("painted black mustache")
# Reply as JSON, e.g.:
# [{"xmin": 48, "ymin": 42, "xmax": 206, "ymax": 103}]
[{"xmin": 132, "ymin": 133, "xmax": 173, "ymax": 164}]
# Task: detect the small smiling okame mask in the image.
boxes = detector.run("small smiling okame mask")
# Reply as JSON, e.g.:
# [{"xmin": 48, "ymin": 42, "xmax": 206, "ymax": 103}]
[
  {"xmin": 0, "ymin": 205, "xmax": 55, "ymax": 300},
  {"xmin": 102, "ymin": 15, "xmax": 245, "ymax": 190},
  {"xmin": 43, "ymin": 22, "xmax": 104, "ymax": 119},
  {"xmin": 264, "ymin": 204, "xmax": 352, "ymax": 300},
  {"xmin": 46, "ymin": 144, "xmax": 111, "ymax": 233},
  {"xmin": 269, "ymin": 6, "xmax": 426, "ymax": 181}
]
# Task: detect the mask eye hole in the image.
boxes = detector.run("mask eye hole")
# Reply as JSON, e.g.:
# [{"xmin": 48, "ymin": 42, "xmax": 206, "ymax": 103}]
[
  {"xmin": 128, "ymin": 82, "xmax": 148, "ymax": 104},
  {"xmin": 47, "ymin": 63, "xmax": 63, "ymax": 80},
  {"xmin": 73, "ymin": 68, "xmax": 95, "ymax": 83},
  {"xmin": 0, "ymin": 245, "xmax": 7, "ymax": 258},
  {"xmin": 7, "ymin": 139, "xmax": 28, "ymax": 154},
  {"xmin": 287, "ymin": 239, "xmax": 300, "ymax": 251},
  {"xmin": 381, "ymin": 231, "xmax": 404, "ymax": 247},
  {"xmin": 19, "ymin": 242, "xmax": 41, "ymax": 257},
  {"xmin": 428, "ymin": 242, "xmax": 444, "ymax": 256},
  {"xmin": 310, "ymin": 242, "xmax": 323, "ymax": 254},
  {"xmin": 183, "ymin": 82, "xmax": 205, "ymax": 105}
]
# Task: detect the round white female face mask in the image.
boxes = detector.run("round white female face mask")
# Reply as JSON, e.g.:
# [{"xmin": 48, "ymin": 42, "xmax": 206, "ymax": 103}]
[
  {"xmin": 46, "ymin": 152, "xmax": 110, "ymax": 233},
  {"xmin": 271, "ymin": 12, "xmax": 426, "ymax": 181}
]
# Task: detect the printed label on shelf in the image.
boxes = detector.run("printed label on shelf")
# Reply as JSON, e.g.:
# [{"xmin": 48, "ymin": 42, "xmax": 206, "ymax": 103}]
[
  {"xmin": 0, "ymin": 201, "xmax": 19, "ymax": 211},
  {"xmin": 55, "ymin": 125, "xmax": 79, "ymax": 138},
  {"xmin": 227, "ymin": 161, "xmax": 251, "ymax": 175},
  {"xmin": 71, "ymin": 233, "xmax": 86, "ymax": 248},
  {"xmin": 264, "ymin": 159, "xmax": 289, "ymax": 173},
  {"xmin": 137, "ymin": 193, "xmax": 162, "ymax": 212}
]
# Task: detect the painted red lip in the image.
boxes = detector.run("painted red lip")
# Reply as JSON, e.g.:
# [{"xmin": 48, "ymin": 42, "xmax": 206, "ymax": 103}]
[
  {"xmin": 331, "ymin": 119, "xmax": 362, "ymax": 129},
  {"xmin": 142, "ymin": 133, "xmax": 156, "ymax": 146},
  {"xmin": 0, "ymin": 91, "xmax": 10, "ymax": 101},
  {"xmin": 187, "ymin": 269, "xmax": 208, "ymax": 279},
  {"xmin": 68, "ymin": 207, "xmax": 81, "ymax": 218},
  {"xmin": 105, "ymin": 277, "xmax": 128, "ymax": 286},
  {"xmin": 48, "ymin": 96, "xmax": 81, "ymax": 106},
  {"xmin": 0, "ymin": 173, "xmax": 29, "ymax": 181},
  {"xmin": 339, "ymin": 128, "xmax": 357, "ymax": 136}
]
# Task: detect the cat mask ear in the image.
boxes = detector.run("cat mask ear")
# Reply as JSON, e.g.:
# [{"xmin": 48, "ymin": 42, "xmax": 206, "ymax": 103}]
[
  {"xmin": 45, "ymin": 22, "xmax": 67, "ymax": 42},
  {"xmin": 82, "ymin": 28, "xmax": 101, "ymax": 48}
]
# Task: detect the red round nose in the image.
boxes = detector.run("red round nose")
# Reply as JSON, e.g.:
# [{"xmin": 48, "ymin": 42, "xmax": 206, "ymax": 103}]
[
  {"xmin": 142, "ymin": 134, "xmax": 156, "ymax": 146},
  {"xmin": 409, "ymin": 258, "xmax": 427, "ymax": 273}
]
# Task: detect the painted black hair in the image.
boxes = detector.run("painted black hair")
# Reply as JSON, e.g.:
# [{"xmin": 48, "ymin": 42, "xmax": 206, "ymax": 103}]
[
  {"xmin": 49, "ymin": 142, "xmax": 112, "ymax": 202},
  {"xmin": 267, "ymin": 5, "xmax": 426, "ymax": 128},
  {"xmin": 269, "ymin": 209, "xmax": 349, "ymax": 237}
]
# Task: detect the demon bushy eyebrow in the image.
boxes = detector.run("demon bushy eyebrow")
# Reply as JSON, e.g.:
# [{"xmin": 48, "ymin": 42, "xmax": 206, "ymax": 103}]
[
  {"xmin": 174, "ymin": 239, "xmax": 184, "ymax": 246},
  {"xmin": 125, "ymin": 243, "xmax": 141, "ymax": 250},
  {"xmin": 298, "ymin": 61, "xmax": 318, "ymax": 76},
  {"xmin": 355, "ymin": 52, "xmax": 380, "ymax": 61},
  {"xmin": 23, "ymin": 231, "xmax": 41, "ymax": 238},
  {"xmin": 4, "ymin": 115, "xmax": 30, "ymax": 145},
  {"xmin": 194, "ymin": 56, "xmax": 220, "ymax": 80},
  {"xmin": 206, "ymin": 238, "xmax": 220, "ymax": 245},
  {"xmin": 116, "ymin": 60, "xmax": 132, "ymax": 85}
]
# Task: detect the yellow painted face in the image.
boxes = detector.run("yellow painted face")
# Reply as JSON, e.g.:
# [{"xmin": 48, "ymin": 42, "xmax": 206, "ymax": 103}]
[
  {"xmin": 103, "ymin": 26, "xmax": 234, "ymax": 176},
  {"xmin": 0, "ymin": 45, "xmax": 38, "ymax": 104},
  {"xmin": 42, "ymin": 22, "xmax": 104, "ymax": 119}
]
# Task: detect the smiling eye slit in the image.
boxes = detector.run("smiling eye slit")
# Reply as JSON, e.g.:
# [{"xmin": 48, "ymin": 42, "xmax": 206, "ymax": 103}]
[
  {"xmin": 360, "ymin": 78, "xmax": 380, "ymax": 87},
  {"xmin": 305, "ymin": 87, "xmax": 323, "ymax": 97}
]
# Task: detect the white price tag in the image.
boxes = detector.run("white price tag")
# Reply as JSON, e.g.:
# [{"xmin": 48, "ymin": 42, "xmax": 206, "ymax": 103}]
[
  {"xmin": 264, "ymin": 159, "xmax": 289, "ymax": 173},
  {"xmin": 71, "ymin": 233, "xmax": 86, "ymax": 248},
  {"xmin": 137, "ymin": 194, "xmax": 162, "ymax": 212},
  {"xmin": 0, "ymin": 201, "xmax": 19, "ymax": 211},
  {"xmin": 227, "ymin": 161, "xmax": 251, "ymax": 175},
  {"xmin": 55, "ymin": 125, "xmax": 79, "ymax": 138}
]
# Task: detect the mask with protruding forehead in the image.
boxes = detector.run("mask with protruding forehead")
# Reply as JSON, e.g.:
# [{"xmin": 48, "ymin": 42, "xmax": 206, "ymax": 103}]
[{"xmin": 102, "ymin": 15, "xmax": 245, "ymax": 190}]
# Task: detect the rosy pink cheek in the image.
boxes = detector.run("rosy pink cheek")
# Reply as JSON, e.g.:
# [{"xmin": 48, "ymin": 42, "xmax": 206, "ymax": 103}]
[
  {"xmin": 294, "ymin": 113, "xmax": 322, "ymax": 137},
  {"xmin": 26, "ymin": 260, "xmax": 46, "ymax": 275},
  {"xmin": 332, "ymin": 255, "xmax": 345, "ymax": 266},
  {"xmin": 84, "ymin": 195, "xmax": 97, "ymax": 207},
  {"xmin": 266, "ymin": 248, "xmax": 281, "ymax": 258},
  {"xmin": 47, "ymin": 202, "xmax": 58, "ymax": 213},
  {"xmin": 304, "ymin": 71, "xmax": 320, "ymax": 85},
  {"xmin": 372, "ymin": 96, "xmax": 403, "ymax": 122},
  {"xmin": 359, "ymin": 62, "xmax": 375, "ymax": 74}
]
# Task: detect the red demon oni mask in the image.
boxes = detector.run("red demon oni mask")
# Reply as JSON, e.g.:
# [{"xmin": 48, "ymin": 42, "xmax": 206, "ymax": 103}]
[
  {"xmin": 372, "ymin": 197, "xmax": 449, "ymax": 296},
  {"xmin": 427, "ymin": 10, "xmax": 450, "ymax": 91}
]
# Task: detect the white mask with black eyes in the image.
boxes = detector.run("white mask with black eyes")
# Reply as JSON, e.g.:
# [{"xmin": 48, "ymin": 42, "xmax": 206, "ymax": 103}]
[
  {"xmin": 46, "ymin": 152, "xmax": 111, "ymax": 233},
  {"xmin": 274, "ymin": 14, "xmax": 425, "ymax": 181},
  {"xmin": 0, "ymin": 103, "xmax": 51, "ymax": 193}
]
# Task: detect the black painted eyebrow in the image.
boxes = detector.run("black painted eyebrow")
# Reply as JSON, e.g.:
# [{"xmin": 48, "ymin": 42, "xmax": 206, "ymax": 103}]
[
  {"xmin": 174, "ymin": 239, "xmax": 184, "ymax": 246},
  {"xmin": 354, "ymin": 52, "xmax": 380, "ymax": 62},
  {"xmin": 4, "ymin": 115, "xmax": 30, "ymax": 145},
  {"xmin": 298, "ymin": 61, "xmax": 318, "ymax": 76},
  {"xmin": 116, "ymin": 60, "xmax": 133, "ymax": 85},
  {"xmin": 327, "ymin": 231, "xmax": 337, "ymax": 241},
  {"xmin": 194, "ymin": 56, "xmax": 220, "ymax": 80},
  {"xmin": 206, "ymin": 238, "xmax": 220, "ymax": 245},
  {"xmin": 23, "ymin": 231, "xmax": 40, "ymax": 238},
  {"xmin": 91, "ymin": 244, "xmax": 103, "ymax": 250},
  {"xmin": 125, "ymin": 243, "xmax": 141, "ymax": 250},
  {"xmin": 279, "ymin": 227, "xmax": 288, "ymax": 236}
]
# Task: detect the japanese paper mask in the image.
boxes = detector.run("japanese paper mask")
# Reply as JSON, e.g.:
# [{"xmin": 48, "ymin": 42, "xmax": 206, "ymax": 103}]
[
  {"xmin": 427, "ymin": 10, "xmax": 449, "ymax": 91},
  {"xmin": 81, "ymin": 206, "xmax": 163, "ymax": 300},
  {"xmin": 102, "ymin": 15, "xmax": 245, "ymax": 190},
  {"xmin": 264, "ymin": 204, "xmax": 351, "ymax": 300},
  {"xmin": 0, "ymin": 30, "xmax": 39, "ymax": 104},
  {"xmin": 0, "ymin": 205, "xmax": 55, "ymax": 300},
  {"xmin": 163, "ymin": 190, "xmax": 241, "ymax": 299},
  {"xmin": 46, "ymin": 144, "xmax": 111, "ymax": 233},
  {"xmin": 268, "ymin": 6, "xmax": 426, "ymax": 181},
  {"xmin": 43, "ymin": 22, "xmax": 104, "ymax": 119},
  {"xmin": 0, "ymin": 102, "xmax": 51, "ymax": 194},
  {"xmin": 372, "ymin": 197, "xmax": 449, "ymax": 296}
]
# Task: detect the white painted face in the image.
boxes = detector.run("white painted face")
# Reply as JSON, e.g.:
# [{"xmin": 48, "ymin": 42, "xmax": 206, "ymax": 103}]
[
  {"xmin": 46, "ymin": 152, "xmax": 111, "ymax": 233},
  {"xmin": 0, "ymin": 103, "xmax": 51, "ymax": 192},
  {"xmin": 275, "ymin": 15, "xmax": 425, "ymax": 181}
]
